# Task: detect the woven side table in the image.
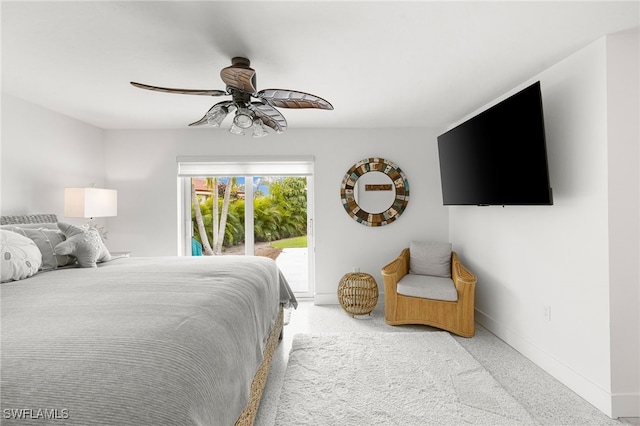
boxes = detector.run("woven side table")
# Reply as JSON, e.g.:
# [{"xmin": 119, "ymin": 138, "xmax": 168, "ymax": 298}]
[{"xmin": 338, "ymin": 272, "xmax": 379, "ymax": 317}]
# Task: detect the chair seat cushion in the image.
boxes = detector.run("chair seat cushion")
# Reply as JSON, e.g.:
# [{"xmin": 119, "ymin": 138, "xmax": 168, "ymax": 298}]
[{"xmin": 397, "ymin": 274, "xmax": 458, "ymax": 302}]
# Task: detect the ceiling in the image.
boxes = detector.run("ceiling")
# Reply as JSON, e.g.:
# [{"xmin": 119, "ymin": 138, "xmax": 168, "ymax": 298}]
[{"xmin": 2, "ymin": 1, "xmax": 638, "ymax": 131}]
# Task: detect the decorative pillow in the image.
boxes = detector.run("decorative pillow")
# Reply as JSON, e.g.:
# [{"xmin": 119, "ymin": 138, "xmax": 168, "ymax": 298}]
[
  {"xmin": 1, "ymin": 230, "xmax": 42, "ymax": 282},
  {"xmin": 54, "ymin": 222, "xmax": 111, "ymax": 268},
  {"xmin": 10, "ymin": 227, "xmax": 73, "ymax": 271},
  {"xmin": 409, "ymin": 241, "xmax": 452, "ymax": 278}
]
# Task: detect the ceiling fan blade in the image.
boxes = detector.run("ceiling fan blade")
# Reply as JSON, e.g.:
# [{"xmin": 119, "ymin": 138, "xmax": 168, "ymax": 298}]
[
  {"xmin": 130, "ymin": 82, "xmax": 226, "ymax": 96},
  {"xmin": 220, "ymin": 65, "xmax": 257, "ymax": 93},
  {"xmin": 249, "ymin": 102, "xmax": 287, "ymax": 133},
  {"xmin": 188, "ymin": 101, "xmax": 233, "ymax": 127},
  {"xmin": 257, "ymin": 89, "xmax": 333, "ymax": 110}
]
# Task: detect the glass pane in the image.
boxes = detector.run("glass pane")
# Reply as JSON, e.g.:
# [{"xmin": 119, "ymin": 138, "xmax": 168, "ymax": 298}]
[
  {"xmin": 255, "ymin": 176, "xmax": 309, "ymax": 294},
  {"xmin": 191, "ymin": 177, "xmax": 246, "ymax": 256}
]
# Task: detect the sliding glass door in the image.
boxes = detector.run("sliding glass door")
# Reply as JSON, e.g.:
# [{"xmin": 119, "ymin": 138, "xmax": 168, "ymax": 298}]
[{"xmin": 178, "ymin": 157, "xmax": 314, "ymax": 298}]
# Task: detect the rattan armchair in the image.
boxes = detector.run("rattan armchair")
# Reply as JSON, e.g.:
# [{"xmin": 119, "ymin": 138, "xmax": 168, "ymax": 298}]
[{"xmin": 381, "ymin": 248, "xmax": 477, "ymax": 337}]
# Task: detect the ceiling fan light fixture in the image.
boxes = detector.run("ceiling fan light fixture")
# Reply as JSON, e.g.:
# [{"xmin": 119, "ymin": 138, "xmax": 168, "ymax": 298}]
[
  {"xmin": 233, "ymin": 108, "xmax": 253, "ymax": 129},
  {"xmin": 252, "ymin": 119, "xmax": 269, "ymax": 138},
  {"xmin": 205, "ymin": 106, "xmax": 228, "ymax": 127},
  {"xmin": 229, "ymin": 123, "xmax": 246, "ymax": 136}
]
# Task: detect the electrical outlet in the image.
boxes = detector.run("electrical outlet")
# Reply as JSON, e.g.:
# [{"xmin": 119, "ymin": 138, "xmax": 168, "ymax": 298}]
[{"xmin": 543, "ymin": 305, "xmax": 552, "ymax": 321}]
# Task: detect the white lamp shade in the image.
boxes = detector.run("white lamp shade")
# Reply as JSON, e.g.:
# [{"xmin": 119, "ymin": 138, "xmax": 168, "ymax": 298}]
[{"xmin": 64, "ymin": 188, "xmax": 117, "ymax": 218}]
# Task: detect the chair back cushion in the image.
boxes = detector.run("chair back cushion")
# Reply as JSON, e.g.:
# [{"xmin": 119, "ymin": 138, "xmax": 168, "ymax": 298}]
[
  {"xmin": 409, "ymin": 241, "xmax": 452, "ymax": 278},
  {"xmin": 397, "ymin": 274, "xmax": 458, "ymax": 301}
]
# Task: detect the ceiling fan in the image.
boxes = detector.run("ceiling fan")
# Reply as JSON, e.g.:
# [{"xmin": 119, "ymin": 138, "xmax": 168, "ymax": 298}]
[{"xmin": 130, "ymin": 57, "xmax": 333, "ymax": 137}]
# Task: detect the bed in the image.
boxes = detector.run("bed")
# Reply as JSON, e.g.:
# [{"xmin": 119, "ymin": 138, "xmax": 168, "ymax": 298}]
[{"xmin": 0, "ymin": 214, "xmax": 296, "ymax": 426}]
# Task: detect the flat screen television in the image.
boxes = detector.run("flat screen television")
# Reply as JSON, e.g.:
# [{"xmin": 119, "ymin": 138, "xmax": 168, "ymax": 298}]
[{"xmin": 437, "ymin": 81, "xmax": 553, "ymax": 206}]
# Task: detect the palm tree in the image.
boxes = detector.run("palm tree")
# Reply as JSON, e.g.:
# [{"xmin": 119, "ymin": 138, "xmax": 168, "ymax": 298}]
[
  {"xmin": 191, "ymin": 178, "xmax": 214, "ymax": 255},
  {"xmin": 213, "ymin": 177, "xmax": 236, "ymax": 254},
  {"xmin": 206, "ymin": 178, "xmax": 220, "ymax": 253}
]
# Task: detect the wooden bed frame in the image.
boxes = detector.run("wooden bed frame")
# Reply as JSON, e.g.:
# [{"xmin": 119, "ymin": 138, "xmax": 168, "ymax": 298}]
[{"xmin": 236, "ymin": 304, "xmax": 283, "ymax": 426}]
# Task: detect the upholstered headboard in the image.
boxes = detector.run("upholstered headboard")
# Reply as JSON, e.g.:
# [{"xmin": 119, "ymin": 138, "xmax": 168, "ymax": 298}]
[{"xmin": 0, "ymin": 214, "xmax": 58, "ymax": 226}]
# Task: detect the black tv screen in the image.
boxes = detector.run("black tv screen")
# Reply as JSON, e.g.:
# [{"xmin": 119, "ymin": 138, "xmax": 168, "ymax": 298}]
[{"xmin": 437, "ymin": 81, "xmax": 553, "ymax": 206}]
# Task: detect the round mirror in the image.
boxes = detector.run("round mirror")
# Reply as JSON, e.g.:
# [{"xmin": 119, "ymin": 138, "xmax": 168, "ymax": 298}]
[
  {"xmin": 340, "ymin": 158, "xmax": 410, "ymax": 226},
  {"xmin": 356, "ymin": 171, "xmax": 396, "ymax": 213}
]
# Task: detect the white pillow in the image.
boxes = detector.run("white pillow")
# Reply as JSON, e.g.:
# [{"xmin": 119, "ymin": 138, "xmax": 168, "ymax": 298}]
[
  {"xmin": 409, "ymin": 241, "xmax": 452, "ymax": 278},
  {"xmin": 1, "ymin": 229, "xmax": 42, "ymax": 282},
  {"xmin": 54, "ymin": 222, "xmax": 111, "ymax": 268},
  {"xmin": 11, "ymin": 227, "xmax": 73, "ymax": 270}
]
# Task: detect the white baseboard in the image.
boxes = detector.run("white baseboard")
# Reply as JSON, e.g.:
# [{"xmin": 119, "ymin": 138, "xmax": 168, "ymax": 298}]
[
  {"xmin": 475, "ymin": 309, "xmax": 622, "ymax": 418},
  {"xmin": 313, "ymin": 293, "xmax": 339, "ymax": 305},
  {"xmin": 611, "ymin": 393, "xmax": 640, "ymax": 418},
  {"xmin": 313, "ymin": 292, "xmax": 386, "ymax": 306}
]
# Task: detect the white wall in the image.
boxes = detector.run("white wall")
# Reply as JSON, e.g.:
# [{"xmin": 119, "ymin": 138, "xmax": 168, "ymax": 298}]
[
  {"xmin": 606, "ymin": 31, "xmax": 640, "ymax": 418},
  {"xmin": 448, "ymin": 35, "xmax": 639, "ymax": 417},
  {"xmin": 103, "ymin": 127, "xmax": 449, "ymax": 302},
  {"xmin": 0, "ymin": 94, "xmax": 107, "ymax": 228}
]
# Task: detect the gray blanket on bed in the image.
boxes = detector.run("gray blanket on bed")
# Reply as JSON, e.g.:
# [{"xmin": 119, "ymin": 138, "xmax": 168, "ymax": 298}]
[{"xmin": 1, "ymin": 256, "xmax": 295, "ymax": 426}]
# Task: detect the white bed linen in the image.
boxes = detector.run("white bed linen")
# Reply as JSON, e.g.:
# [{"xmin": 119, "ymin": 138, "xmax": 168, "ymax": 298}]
[{"xmin": 1, "ymin": 255, "xmax": 292, "ymax": 426}]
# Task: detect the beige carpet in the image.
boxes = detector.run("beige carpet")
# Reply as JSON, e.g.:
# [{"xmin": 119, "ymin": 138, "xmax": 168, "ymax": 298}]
[{"xmin": 275, "ymin": 332, "xmax": 536, "ymax": 425}]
